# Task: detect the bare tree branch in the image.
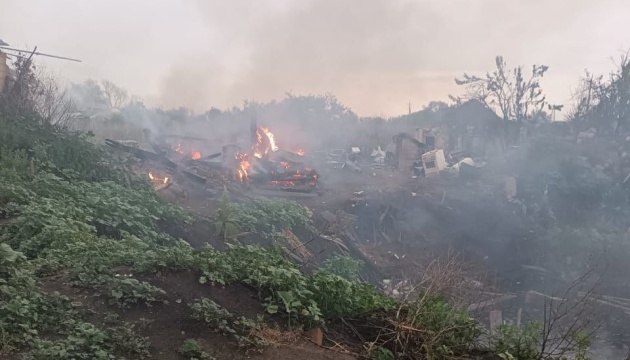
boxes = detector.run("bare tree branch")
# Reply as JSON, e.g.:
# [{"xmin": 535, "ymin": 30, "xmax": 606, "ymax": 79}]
[{"xmin": 101, "ymin": 79, "xmax": 129, "ymax": 110}]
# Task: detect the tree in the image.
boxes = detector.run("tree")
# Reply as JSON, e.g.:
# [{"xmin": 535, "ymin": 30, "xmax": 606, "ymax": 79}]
[
  {"xmin": 423, "ymin": 101, "xmax": 450, "ymax": 113},
  {"xmin": 452, "ymin": 56, "xmax": 549, "ymax": 124},
  {"xmin": 0, "ymin": 53, "xmax": 78, "ymax": 129},
  {"xmin": 67, "ymin": 79, "xmax": 109, "ymax": 115},
  {"xmin": 571, "ymin": 54, "xmax": 630, "ymax": 135},
  {"xmin": 101, "ymin": 80, "xmax": 129, "ymax": 110},
  {"xmin": 566, "ymin": 70, "xmax": 602, "ymax": 124}
]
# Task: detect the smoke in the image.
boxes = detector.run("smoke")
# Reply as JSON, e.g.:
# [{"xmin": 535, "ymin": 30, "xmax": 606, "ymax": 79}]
[
  {"xmin": 2, "ymin": 0, "xmax": 629, "ymax": 116},
  {"xmin": 154, "ymin": 0, "xmax": 630, "ymax": 115}
]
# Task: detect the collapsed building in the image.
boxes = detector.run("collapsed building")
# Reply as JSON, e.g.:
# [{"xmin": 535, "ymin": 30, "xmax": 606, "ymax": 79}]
[{"xmin": 386, "ymin": 100, "xmax": 507, "ymax": 176}]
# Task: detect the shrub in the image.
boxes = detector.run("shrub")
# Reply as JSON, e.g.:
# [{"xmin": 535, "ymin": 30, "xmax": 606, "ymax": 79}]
[
  {"xmin": 491, "ymin": 322, "xmax": 542, "ymax": 360},
  {"xmin": 321, "ymin": 255, "xmax": 363, "ymax": 282}
]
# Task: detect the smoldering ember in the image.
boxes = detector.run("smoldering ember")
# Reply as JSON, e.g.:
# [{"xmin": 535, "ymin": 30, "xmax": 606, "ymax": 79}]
[{"xmin": 2, "ymin": 27, "xmax": 630, "ymax": 360}]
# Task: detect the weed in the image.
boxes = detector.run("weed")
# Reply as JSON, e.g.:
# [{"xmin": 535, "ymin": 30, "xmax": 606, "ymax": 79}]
[
  {"xmin": 107, "ymin": 322, "xmax": 151, "ymax": 358},
  {"xmin": 179, "ymin": 339, "xmax": 215, "ymax": 360},
  {"xmin": 190, "ymin": 298, "xmax": 234, "ymax": 334},
  {"xmin": 105, "ymin": 277, "xmax": 166, "ymax": 308},
  {"xmin": 321, "ymin": 255, "xmax": 363, "ymax": 282},
  {"xmin": 25, "ymin": 322, "xmax": 114, "ymax": 360},
  {"xmin": 491, "ymin": 322, "xmax": 542, "ymax": 360},
  {"xmin": 214, "ymin": 193, "xmax": 313, "ymax": 241},
  {"xmin": 197, "ymin": 244, "xmax": 393, "ymax": 326},
  {"xmin": 370, "ymin": 346, "xmax": 394, "ymax": 360},
  {"xmin": 189, "ymin": 298, "xmax": 272, "ymax": 350},
  {"xmin": 574, "ymin": 330, "xmax": 592, "ymax": 360}
]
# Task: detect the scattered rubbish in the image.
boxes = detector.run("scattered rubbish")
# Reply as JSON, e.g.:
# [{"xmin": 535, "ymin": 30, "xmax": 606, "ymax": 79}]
[
  {"xmin": 421, "ymin": 149, "xmax": 447, "ymax": 177},
  {"xmin": 371, "ymin": 146, "xmax": 386, "ymax": 166}
]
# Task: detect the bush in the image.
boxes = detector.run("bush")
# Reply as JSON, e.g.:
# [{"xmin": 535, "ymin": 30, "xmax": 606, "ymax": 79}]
[
  {"xmin": 491, "ymin": 322, "xmax": 542, "ymax": 360},
  {"xmin": 321, "ymin": 255, "xmax": 363, "ymax": 282}
]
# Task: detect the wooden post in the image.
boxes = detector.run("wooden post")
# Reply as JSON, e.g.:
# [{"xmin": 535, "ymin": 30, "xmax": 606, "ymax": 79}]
[{"xmin": 489, "ymin": 310, "xmax": 503, "ymax": 335}]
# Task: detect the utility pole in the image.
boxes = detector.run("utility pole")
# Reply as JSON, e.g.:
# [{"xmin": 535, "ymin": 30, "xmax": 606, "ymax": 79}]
[{"xmin": 250, "ymin": 114, "xmax": 258, "ymax": 149}]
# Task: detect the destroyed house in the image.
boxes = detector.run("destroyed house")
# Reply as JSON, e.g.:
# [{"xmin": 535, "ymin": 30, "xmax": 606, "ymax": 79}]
[
  {"xmin": 396, "ymin": 100, "xmax": 505, "ymax": 158},
  {"xmin": 438, "ymin": 100, "xmax": 504, "ymax": 157}
]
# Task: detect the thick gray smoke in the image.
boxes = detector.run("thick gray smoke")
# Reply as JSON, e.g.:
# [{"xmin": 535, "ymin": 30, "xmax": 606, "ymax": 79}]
[{"xmin": 2, "ymin": 0, "xmax": 630, "ymax": 115}]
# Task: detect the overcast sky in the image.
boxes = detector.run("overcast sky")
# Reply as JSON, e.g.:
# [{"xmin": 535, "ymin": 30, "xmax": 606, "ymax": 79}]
[{"xmin": 1, "ymin": 0, "xmax": 629, "ymax": 117}]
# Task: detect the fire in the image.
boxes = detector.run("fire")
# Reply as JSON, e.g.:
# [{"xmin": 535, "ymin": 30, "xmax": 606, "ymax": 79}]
[
  {"xmin": 231, "ymin": 126, "xmax": 318, "ymax": 189},
  {"xmin": 271, "ymin": 180, "xmax": 295, "ymax": 187},
  {"xmin": 252, "ymin": 127, "xmax": 279, "ymax": 159},
  {"xmin": 173, "ymin": 144, "xmax": 184, "ymax": 154},
  {"xmin": 261, "ymin": 128, "xmax": 278, "ymax": 152},
  {"xmin": 148, "ymin": 172, "xmax": 169, "ymax": 184},
  {"xmin": 191, "ymin": 151, "xmax": 201, "ymax": 160}
]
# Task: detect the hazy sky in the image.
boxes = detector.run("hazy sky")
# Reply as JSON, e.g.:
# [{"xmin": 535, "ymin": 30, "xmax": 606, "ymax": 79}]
[{"xmin": 1, "ymin": 0, "xmax": 629, "ymax": 117}]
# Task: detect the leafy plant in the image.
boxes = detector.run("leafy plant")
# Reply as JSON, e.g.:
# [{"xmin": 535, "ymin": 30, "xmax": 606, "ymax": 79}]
[
  {"xmin": 189, "ymin": 298, "xmax": 267, "ymax": 349},
  {"xmin": 197, "ymin": 244, "xmax": 394, "ymax": 325},
  {"xmin": 105, "ymin": 278, "xmax": 166, "ymax": 308},
  {"xmin": 107, "ymin": 323, "xmax": 151, "ymax": 358},
  {"xmin": 215, "ymin": 191, "xmax": 241, "ymax": 241},
  {"xmin": 491, "ymin": 322, "xmax": 542, "ymax": 360},
  {"xmin": 214, "ymin": 195, "xmax": 313, "ymax": 241},
  {"xmin": 190, "ymin": 298, "xmax": 235, "ymax": 334},
  {"xmin": 179, "ymin": 339, "xmax": 215, "ymax": 360},
  {"xmin": 25, "ymin": 322, "xmax": 114, "ymax": 360},
  {"xmin": 407, "ymin": 295, "xmax": 481, "ymax": 359},
  {"xmin": 321, "ymin": 255, "xmax": 363, "ymax": 282},
  {"xmin": 371, "ymin": 346, "xmax": 394, "ymax": 360},
  {"xmin": 573, "ymin": 330, "xmax": 592, "ymax": 360}
]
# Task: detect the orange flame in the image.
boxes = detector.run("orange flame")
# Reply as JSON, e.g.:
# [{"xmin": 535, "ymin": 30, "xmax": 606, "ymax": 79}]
[
  {"xmin": 191, "ymin": 151, "xmax": 201, "ymax": 160},
  {"xmin": 260, "ymin": 127, "xmax": 278, "ymax": 152},
  {"xmin": 148, "ymin": 172, "xmax": 169, "ymax": 184}
]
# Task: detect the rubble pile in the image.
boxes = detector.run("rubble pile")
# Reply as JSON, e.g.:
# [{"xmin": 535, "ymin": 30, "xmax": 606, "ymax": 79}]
[{"xmin": 105, "ymin": 125, "xmax": 320, "ymax": 198}]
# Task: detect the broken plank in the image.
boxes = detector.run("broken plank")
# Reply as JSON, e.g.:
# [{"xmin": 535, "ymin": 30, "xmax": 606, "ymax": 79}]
[
  {"xmin": 182, "ymin": 170, "xmax": 207, "ymax": 184},
  {"xmin": 468, "ymin": 294, "xmax": 517, "ymax": 312}
]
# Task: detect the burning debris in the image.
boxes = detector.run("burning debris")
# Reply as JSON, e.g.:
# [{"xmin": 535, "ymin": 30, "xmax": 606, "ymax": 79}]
[
  {"xmin": 229, "ymin": 126, "xmax": 319, "ymax": 192},
  {"xmin": 147, "ymin": 171, "xmax": 171, "ymax": 191},
  {"xmin": 106, "ymin": 124, "xmax": 319, "ymax": 195}
]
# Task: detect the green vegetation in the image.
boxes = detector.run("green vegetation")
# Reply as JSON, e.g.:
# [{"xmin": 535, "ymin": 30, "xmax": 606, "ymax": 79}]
[
  {"xmin": 189, "ymin": 298, "xmax": 268, "ymax": 349},
  {"xmin": 179, "ymin": 339, "xmax": 214, "ymax": 360},
  {"xmin": 321, "ymin": 255, "xmax": 363, "ymax": 282},
  {"xmin": 492, "ymin": 323, "xmax": 543, "ymax": 360},
  {"xmin": 0, "ymin": 57, "xmax": 599, "ymax": 360},
  {"xmin": 215, "ymin": 191, "xmax": 313, "ymax": 241},
  {"xmin": 0, "ymin": 99, "xmax": 393, "ymax": 357},
  {"xmin": 197, "ymin": 243, "xmax": 394, "ymax": 325}
]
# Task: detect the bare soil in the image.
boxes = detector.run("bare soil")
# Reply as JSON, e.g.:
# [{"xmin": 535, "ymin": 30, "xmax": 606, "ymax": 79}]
[{"xmin": 40, "ymin": 270, "xmax": 355, "ymax": 360}]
